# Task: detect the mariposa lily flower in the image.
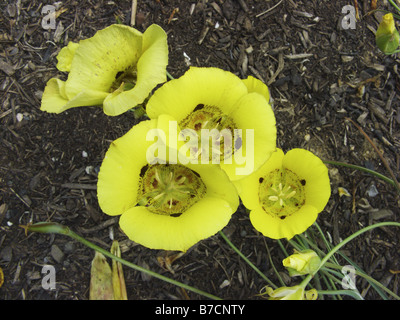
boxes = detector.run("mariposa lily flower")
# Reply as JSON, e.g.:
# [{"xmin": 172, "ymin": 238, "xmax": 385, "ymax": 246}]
[
  {"xmin": 41, "ymin": 24, "xmax": 168, "ymax": 116},
  {"xmin": 262, "ymin": 286, "xmax": 318, "ymax": 300},
  {"xmin": 283, "ymin": 249, "xmax": 321, "ymax": 277},
  {"xmin": 145, "ymin": 67, "xmax": 276, "ymax": 181},
  {"xmin": 376, "ymin": 13, "xmax": 400, "ymax": 54},
  {"xmin": 97, "ymin": 117, "xmax": 239, "ymax": 251},
  {"xmin": 235, "ymin": 148, "xmax": 331, "ymax": 239}
]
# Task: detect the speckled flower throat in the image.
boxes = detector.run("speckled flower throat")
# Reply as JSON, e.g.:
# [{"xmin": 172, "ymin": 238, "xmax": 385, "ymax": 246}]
[
  {"xmin": 109, "ymin": 65, "xmax": 137, "ymax": 92},
  {"xmin": 179, "ymin": 104, "xmax": 240, "ymax": 161},
  {"xmin": 137, "ymin": 164, "xmax": 206, "ymax": 216},
  {"xmin": 258, "ymin": 168, "xmax": 306, "ymax": 220}
]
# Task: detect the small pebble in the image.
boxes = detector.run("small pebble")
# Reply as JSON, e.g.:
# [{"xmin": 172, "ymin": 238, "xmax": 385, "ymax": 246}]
[
  {"xmin": 64, "ymin": 241, "xmax": 75, "ymax": 254},
  {"xmin": 51, "ymin": 244, "xmax": 65, "ymax": 263},
  {"xmin": 0, "ymin": 246, "xmax": 13, "ymax": 262},
  {"xmin": 366, "ymin": 184, "xmax": 379, "ymax": 197},
  {"xmin": 219, "ymin": 279, "xmax": 230, "ymax": 289}
]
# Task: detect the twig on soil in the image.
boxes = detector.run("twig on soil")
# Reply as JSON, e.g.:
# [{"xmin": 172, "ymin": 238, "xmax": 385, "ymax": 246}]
[
  {"xmin": 61, "ymin": 183, "xmax": 97, "ymax": 190},
  {"xmin": 79, "ymin": 217, "xmax": 119, "ymax": 234},
  {"xmin": 267, "ymin": 53, "xmax": 284, "ymax": 85},
  {"xmin": 130, "ymin": 0, "xmax": 137, "ymax": 26},
  {"xmin": 9, "ymin": 187, "xmax": 31, "ymax": 208},
  {"xmin": 345, "ymin": 117, "xmax": 400, "ymax": 194},
  {"xmin": 322, "ymin": 160, "xmax": 396, "ymax": 187},
  {"xmin": 256, "ymin": 0, "xmax": 283, "ymax": 18}
]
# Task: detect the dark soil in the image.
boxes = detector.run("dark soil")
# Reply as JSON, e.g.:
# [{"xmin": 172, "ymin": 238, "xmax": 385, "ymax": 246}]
[{"xmin": 1, "ymin": 0, "xmax": 399, "ymax": 300}]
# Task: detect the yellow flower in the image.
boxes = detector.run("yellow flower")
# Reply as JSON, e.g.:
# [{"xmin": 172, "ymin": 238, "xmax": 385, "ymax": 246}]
[
  {"xmin": 283, "ymin": 249, "xmax": 321, "ymax": 277},
  {"xmin": 41, "ymin": 24, "xmax": 168, "ymax": 116},
  {"xmin": 146, "ymin": 67, "xmax": 276, "ymax": 181},
  {"xmin": 97, "ymin": 117, "xmax": 239, "ymax": 252},
  {"xmin": 376, "ymin": 13, "xmax": 400, "ymax": 54},
  {"xmin": 263, "ymin": 286, "xmax": 318, "ymax": 300},
  {"xmin": 234, "ymin": 148, "xmax": 331, "ymax": 239}
]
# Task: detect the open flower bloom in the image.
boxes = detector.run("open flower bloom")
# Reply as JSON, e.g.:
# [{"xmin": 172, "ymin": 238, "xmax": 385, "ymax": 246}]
[
  {"xmin": 97, "ymin": 117, "xmax": 239, "ymax": 251},
  {"xmin": 376, "ymin": 13, "xmax": 400, "ymax": 55},
  {"xmin": 235, "ymin": 148, "xmax": 331, "ymax": 239},
  {"xmin": 283, "ymin": 249, "xmax": 321, "ymax": 277},
  {"xmin": 145, "ymin": 67, "xmax": 276, "ymax": 181},
  {"xmin": 263, "ymin": 286, "xmax": 318, "ymax": 300},
  {"xmin": 41, "ymin": 24, "xmax": 168, "ymax": 116}
]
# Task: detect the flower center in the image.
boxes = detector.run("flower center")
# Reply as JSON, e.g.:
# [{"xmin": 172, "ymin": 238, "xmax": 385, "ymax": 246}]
[
  {"xmin": 179, "ymin": 104, "xmax": 239, "ymax": 162},
  {"xmin": 136, "ymin": 164, "xmax": 206, "ymax": 216},
  {"xmin": 258, "ymin": 169, "xmax": 306, "ymax": 220},
  {"xmin": 109, "ymin": 66, "xmax": 137, "ymax": 92}
]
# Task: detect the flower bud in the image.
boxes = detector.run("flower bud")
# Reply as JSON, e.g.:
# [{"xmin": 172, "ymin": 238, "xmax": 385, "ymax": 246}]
[
  {"xmin": 376, "ymin": 13, "xmax": 400, "ymax": 54},
  {"xmin": 263, "ymin": 286, "xmax": 318, "ymax": 300},
  {"xmin": 283, "ymin": 249, "xmax": 321, "ymax": 277}
]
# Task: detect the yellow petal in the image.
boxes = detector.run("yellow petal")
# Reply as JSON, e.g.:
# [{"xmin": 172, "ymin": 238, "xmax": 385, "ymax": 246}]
[
  {"xmin": 250, "ymin": 204, "xmax": 318, "ymax": 240},
  {"xmin": 221, "ymin": 92, "xmax": 276, "ymax": 180},
  {"xmin": 40, "ymin": 78, "xmax": 109, "ymax": 114},
  {"xmin": 103, "ymin": 24, "xmax": 168, "ymax": 116},
  {"xmin": 187, "ymin": 163, "xmax": 239, "ymax": 212},
  {"xmin": 282, "ymin": 205, "xmax": 319, "ymax": 239},
  {"xmin": 267, "ymin": 285, "xmax": 305, "ymax": 300},
  {"xmin": 40, "ymin": 78, "xmax": 69, "ymax": 113},
  {"xmin": 56, "ymin": 41, "xmax": 79, "ymax": 72},
  {"xmin": 242, "ymin": 76, "xmax": 270, "ymax": 103},
  {"xmin": 146, "ymin": 67, "xmax": 248, "ymax": 122},
  {"xmin": 283, "ymin": 249, "xmax": 321, "ymax": 276},
  {"xmin": 65, "ymin": 24, "xmax": 143, "ymax": 99},
  {"xmin": 90, "ymin": 251, "xmax": 114, "ymax": 300},
  {"xmin": 376, "ymin": 13, "xmax": 396, "ymax": 37},
  {"xmin": 282, "ymin": 148, "xmax": 331, "ymax": 212},
  {"xmin": 119, "ymin": 196, "xmax": 234, "ymax": 252},
  {"xmin": 97, "ymin": 120, "xmax": 157, "ymax": 216},
  {"xmin": 376, "ymin": 13, "xmax": 400, "ymax": 54},
  {"xmin": 249, "ymin": 206, "xmax": 282, "ymax": 239},
  {"xmin": 137, "ymin": 24, "xmax": 168, "ymax": 86}
]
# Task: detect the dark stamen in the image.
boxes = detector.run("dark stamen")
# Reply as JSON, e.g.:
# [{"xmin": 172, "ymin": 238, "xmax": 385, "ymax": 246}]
[
  {"xmin": 193, "ymin": 104, "xmax": 205, "ymax": 112},
  {"xmin": 140, "ymin": 165, "xmax": 149, "ymax": 177}
]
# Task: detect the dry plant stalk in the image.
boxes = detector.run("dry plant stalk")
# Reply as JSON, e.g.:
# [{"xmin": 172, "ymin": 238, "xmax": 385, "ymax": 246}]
[{"xmin": 345, "ymin": 117, "xmax": 400, "ymax": 193}]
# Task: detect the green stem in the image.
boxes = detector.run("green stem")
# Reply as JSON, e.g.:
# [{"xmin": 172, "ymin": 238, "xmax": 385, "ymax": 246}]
[
  {"xmin": 318, "ymin": 290, "xmax": 363, "ymax": 300},
  {"xmin": 388, "ymin": 0, "xmax": 400, "ymax": 13},
  {"xmin": 371, "ymin": 9, "xmax": 400, "ymax": 20},
  {"xmin": 265, "ymin": 239, "xmax": 285, "ymax": 287},
  {"xmin": 324, "ymin": 263, "xmax": 400, "ymax": 300},
  {"xmin": 219, "ymin": 231, "xmax": 277, "ymax": 289},
  {"xmin": 24, "ymin": 222, "xmax": 221, "ymax": 300},
  {"xmin": 300, "ymin": 222, "xmax": 400, "ymax": 289},
  {"xmin": 323, "ymin": 160, "xmax": 396, "ymax": 187},
  {"xmin": 335, "ymin": 253, "xmax": 388, "ymax": 299},
  {"xmin": 166, "ymin": 71, "xmax": 175, "ymax": 80}
]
